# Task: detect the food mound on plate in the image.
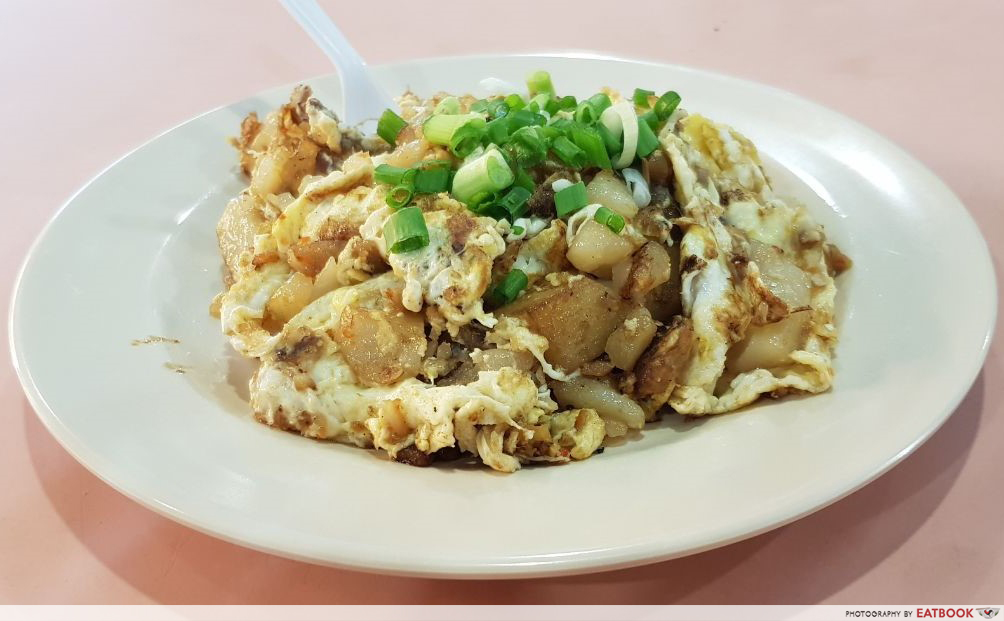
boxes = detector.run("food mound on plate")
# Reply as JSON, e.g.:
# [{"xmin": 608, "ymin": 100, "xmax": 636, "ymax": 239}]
[{"xmin": 214, "ymin": 71, "xmax": 851, "ymax": 472}]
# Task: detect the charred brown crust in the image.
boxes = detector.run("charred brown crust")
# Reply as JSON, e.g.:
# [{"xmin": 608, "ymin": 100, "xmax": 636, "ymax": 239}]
[
  {"xmin": 526, "ymin": 183, "xmax": 555, "ymax": 217},
  {"xmin": 446, "ymin": 212, "xmax": 477, "ymax": 252},
  {"xmin": 394, "ymin": 446, "xmax": 433, "ymax": 467},
  {"xmin": 680, "ymin": 254, "xmax": 707, "ymax": 273},
  {"xmin": 824, "ymin": 242, "xmax": 853, "ymax": 276},
  {"xmin": 634, "ymin": 317, "xmax": 695, "ymax": 398},
  {"xmin": 719, "ymin": 188, "xmax": 749, "ymax": 206},
  {"xmin": 274, "ymin": 333, "xmax": 323, "ymax": 365}
]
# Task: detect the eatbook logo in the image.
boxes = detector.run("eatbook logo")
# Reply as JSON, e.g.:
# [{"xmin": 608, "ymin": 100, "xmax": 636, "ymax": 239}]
[{"xmin": 979, "ymin": 609, "xmax": 1000, "ymax": 619}]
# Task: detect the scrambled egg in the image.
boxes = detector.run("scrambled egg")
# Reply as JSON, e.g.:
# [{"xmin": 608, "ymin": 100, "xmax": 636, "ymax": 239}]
[
  {"xmin": 663, "ymin": 115, "xmax": 840, "ymax": 415},
  {"xmin": 215, "ymin": 84, "xmax": 848, "ymax": 472},
  {"xmin": 247, "ymin": 274, "xmax": 602, "ymax": 471},
  {"xmin": 361, "ymin": 203, "xmax": 505, "ymax": 333}
]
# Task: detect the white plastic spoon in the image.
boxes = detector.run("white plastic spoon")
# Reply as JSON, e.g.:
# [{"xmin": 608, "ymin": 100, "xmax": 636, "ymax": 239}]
[{"xmin": 280, "ymin": 0, "xmax": 395, "ymax": 129}]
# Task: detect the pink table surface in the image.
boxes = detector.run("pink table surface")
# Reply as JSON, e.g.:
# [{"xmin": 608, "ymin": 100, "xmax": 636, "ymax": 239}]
[{"xmin": 2, "ymin": 0, "xmax": 1002, "ymax": 605}]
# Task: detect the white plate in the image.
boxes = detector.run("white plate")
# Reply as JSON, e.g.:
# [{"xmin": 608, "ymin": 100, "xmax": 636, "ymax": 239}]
[{"xmin": 10, "ymin": 54, "xmax": 996, "ymax": 578}]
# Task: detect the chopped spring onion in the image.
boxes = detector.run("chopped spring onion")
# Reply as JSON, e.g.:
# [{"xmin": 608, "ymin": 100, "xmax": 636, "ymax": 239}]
[
  {"xmin": 497, "ymin": 186, "xmax": 532, "ymax": 220},
  {"xmin": 466, "ymin": 190, "xmax": 499, "ymax": 214},
  {"xmin": 556, "ymin": 95, "xmax": 578, "ymax": 110},
  {"xmin": 383, "ymin": 206, "xmax": 429, "ymax": 253},
  {"xmin": 602, "ymin": 101, "xmax": 639, "ymax": 168},
  {"xmin": 507, "ymin": 108, "xmax": 542, "ymax": 131},
  {"xmin": 587, "ymin": 93, "xmax": 613, "ymax": 114},
  {"xmin": 636, "ymin": 118, "xmax": 660, "ymax": 158},
  {"xmin": 507, "ymin": 126, "xmax": 548, "ymax": 168},
  {"xmin": 511, "ymin": 225, "xmax": 525, "ymax": 236},
  {"xmin": 451, "ymin": 147, "xmax": 515, "ymax": 204},
  {"xmin": 597, "ymin": 123, "xmax": 622, "ymax": 155},
  {"xmin": 633, "ymin": 88, "xmax": 655, "ymax": 108},
  {"xmin": 621, "ymin": 167, "xmax": 652, "ymax": 207},
  {"xmin": 485, "ymin": 116, "xmax": 511, "ymax": 145},
  {"xmin": 639, "ymin": 110, "xmax": 659, "ymax": 131},
  {"xmin": 513, "ymin": 167, "xmax": 535, "ymax": 193},
  {"xmin": 551, "ymin": 135, "xmax": 588, "ymax": 168},
  {"xmin": 505, "ymin": 93, "xmax": 526, "ymax": 111},
  {"xmin": 386, "ymin": 184, "xmax": 414, "ymax": 209},
  {"xmin": 570, "ymin": 126, "xmax": 612, "ymax": 169},
  {"xmin": 599, "ymin": 105, "xmax": 623, "ymax": 142},
  {"xmin": 554, "ymin": 181, "xmax": 589, "ymax": 218},
  {"xmin": 530, "ymin": 93, "xmax": 551, "ymax": 113},
  {"xmin": 413, "ymin": 164, "xmax": 451, "ymax": 194},
  {"xmin": 594, "ymin": 206, "xmax": 626, "ymax": 233},
  {"xmin": 377, "ymin": 109, "xmax": 407, "ymax": 147},
  {"xmin": 374, "ymin": 164, "xmax": 409, "ymax": 186},
  {"xmin": 574, "ymin": 101, "xmax": 599, "ymax": 125},
  {"xmin": 487, "ymin": 269, "xmax": 529, "ymax": 307},
  {"xmin": 526, "ymin": 70, "xmax": 555, "ymax": 97},
  {"xmin": 542, "ymin": 119, "xmax": 566, "ymax": 136},
  {"xmin": 486, "ymin": 99, "xmax": 510, "ymax": 119},
  {"xmin": 401, "ymin": 168, "xmax": 418, "ymax": 187},
  {"xmin": 434, "ymin": 96, "xmax": 460, "ymax": 115},
  {"xmin": 638, "ymin": 109, "xmax": 662, "ymax": 131},
  {"xmin": 422, "ymin": 113, "xmax": 485, "ymax": 147},
  {"xmin": 654, "ymin": 90, "xmax": 682, "ymax": 120},
  {"xmin": 449, "ymin": 121, "xmax": 486, "ymax": 157}
]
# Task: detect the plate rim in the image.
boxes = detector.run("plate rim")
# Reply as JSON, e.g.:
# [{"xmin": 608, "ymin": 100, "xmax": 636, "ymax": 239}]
[{"xmin": 9, "ymin": 51, "xmax": 998, "ymax": 578}]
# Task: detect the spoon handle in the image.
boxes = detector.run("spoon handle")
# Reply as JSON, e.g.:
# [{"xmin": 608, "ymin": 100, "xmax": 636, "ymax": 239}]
[{"xmin": 280, "ymin": 0, "xmax": 394, "ymax": 124}]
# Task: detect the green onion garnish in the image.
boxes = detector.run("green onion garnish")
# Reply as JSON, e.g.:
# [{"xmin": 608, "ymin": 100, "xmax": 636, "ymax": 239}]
[
  {"xmin": 451, "ymin": 147, "xmax": 515, "ymax": 205},
  {"xmin": 574, "ymin": 101, "xmax": 598, "ymax": 125},
  {"xmin": 507, "ymin": 126, "xmax": 548, "ymax": 168},
  {"xmin": 526, "ymin": 70, "xmax": 555, "ymax": 97},
  {"xmin": 422, "ymin": 113, "xmax": 485, "ymax": 147},
  {"xmin": 556, "ymin": 95, "xmax": 578, "ymax": 111},
  {"xmin": 570, "ymin": 126, "xmax": 612, "ymax": 169},
  {"xmin": 551, "ymin": 136, "xmax": 588, "ymax": 169},
  {"xmin": 636, "ymin": 118, "xmax": 660, "ymax": 158},
  {"xmin": 383, "ymin": 206, "xmax": 429, "ymax": 253},
  {"xmin": 594, "ymin": 206, "xmax": 626, "ymax": 233},
  {"xmin": 377, "ymin": 109, "xmax": 407, "ymax": 147},
  {"xmin": 587, "ymin": 93, "xmax": 612, "ymax": 114},
  {"xmin": 485, "ymin": 116, "xmax": 511, "ymax": 145},
  {"xmin": 597, "ymin": 123, "xmax": 622, "ymax": 155},
  {"xmin": 434, "ymin": 96, "xmax": 460, "ymax": 115},
  {"xmin": 505, "ymin": 94, "xmax": 526, "ymax": 111},
  {"xmin": 545, "ymin": 116, "xmax": 571, "ymax": 130},
  {"xmin": 654, "ymin": 91, "xmax": 682, "ymax": 120},
  {"xmin": 530, "ymin": 93, "xmax": 551, "ymax": 113},
  {"xmin": 633, "ymin": 88, "xmax": 655, "ymax": 108},
  {"xmin": 449, "ymin": 121, "xmax": 486, "ymax": 158},
  {"xmin": 374, "ymin": 164, "xmax": 409, "ymax": 186},
  {"xmin": 513, "ymin": 167, "xmax": 535, "ymax": 193},
  {"xmin": 554, "ymin": 181, "xmax": 588, "ymax": 218},
  {"xmin": 386, "ymin": 184, "xmax": 414, "ymax": 209},
  {"xmin": 469, "ymin": 99, "xmax": 490, "ymax": 114},
  {"xmin": 497, "ymin": 186, "xmax": 532, "ymax": 221},
  {"xmin": 401, "ymin": 168, "xmax": 418, "ymax": 187},
  {"xmin": 413, "ymin": 165, "xmax": 450, "ymax": 194},
  {"xmin": 466, "ymin": 190, "xmax": 498, "ymax": 214},
  {"xmin": 486, "ymin": 99, "xmax": 510, "ymax": 119},
  {"xmin": 507, "ymin": 109, "xmax": 541, "ymax": 131},
  {"xmin": 487, "ymin": 269, "xmax": 529, "ymax": 307},
  {"xmin": 537, "ymin": 123, "xmax": 564, "ymax": 140},
  {"xmin": 511, "ymin": 225, "xmax": 525, "ymax": 236},
  {"xmin": 639, "ymin": 110, "xmax": 660, "ymax": 131}
]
